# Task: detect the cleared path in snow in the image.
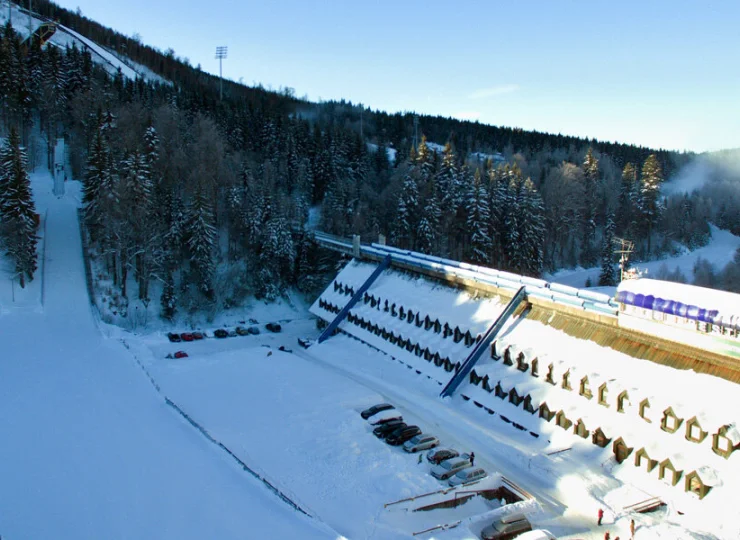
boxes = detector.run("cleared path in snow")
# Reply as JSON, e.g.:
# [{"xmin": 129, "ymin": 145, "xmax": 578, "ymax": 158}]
[{"xmin": 0, "ymin": 175, "xmax": 332, "ymax": 539}]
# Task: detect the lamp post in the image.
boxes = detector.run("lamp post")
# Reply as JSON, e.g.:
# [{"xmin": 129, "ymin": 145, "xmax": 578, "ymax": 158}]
[{"xmin": 215, "ymin": 46, "xmax": 228, "ymax": 100}]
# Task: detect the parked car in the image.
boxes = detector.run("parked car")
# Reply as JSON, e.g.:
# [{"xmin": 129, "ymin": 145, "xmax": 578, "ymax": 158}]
[
  {"xmin": 426, "ymin": 448, "xmax": 459, "ymax": 465},
  {"xmin": 361, "ymin": 403, "xmax": 394, "ymax": 420},
  {"xmin": 266, "ymin": 322, "xmax": 282, "ymax": 333},
  {"xmin": 430, "ymin": 454, "xmax": 472, "ymax": 480},
  {"xmin": 297, "ymin": 337, "xmax": 313, "ymax": 348},
  {"xmin": 368, "ymin": 410, "xmax": 403, "ymax": 426},
  {"xmin": 403, "ymin": 434, "xmax": 440, "ymax": 453},
  {"xmin": 166, "ymin": 350, "xmax": 188, "ymax": 359},
  {"xmin": 278, "ymin": 345, "xmax": 293, "ymax": 352},
  {"xmin": 373, "ymin": 420, "xmax": 406, "ymax": 438},
  {"xmin": 228, "ymin": 329, "xmax": 238, "ymax": 337},
  {"xmin": 386, "ymin": 425, "xmax": 422, "ymax": 446},
  {"xmin": 181, "ymin": 332, "xmax": 194, "ymax": 342},
  {"xmin": 236, "ymin": 326, "xmax": 250, "ymax": 336},
  {"xmin": 448, "ymin": 467, "xmax": 487, "ymax": 486},
  {"xmin": 248, "ymin": 326, "xmax": 260, "ymax": 335},
  {"xmin": 213, "ymin": 329, "xmax": 229, "ymax": 338},
  {"xmin": 167, "ymin": 332, "xmax": 182, "ymax": 343},
  {"xmin": 480, "ymin": 514, "xmax": 532, "ymax": 540},
  {"xmin": 192, "ymin": 332, "xmax": 204, "ymax": 340}
]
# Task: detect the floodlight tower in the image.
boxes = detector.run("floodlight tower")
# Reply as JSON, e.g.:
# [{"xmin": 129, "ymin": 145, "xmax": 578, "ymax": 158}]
[
  {"xmin": 613, "ymin": 237, "xmax": 635, "ymax": 282},
  {"xmin": 215, "ymin": 46, "xmax": 228, "ymax": 100}
]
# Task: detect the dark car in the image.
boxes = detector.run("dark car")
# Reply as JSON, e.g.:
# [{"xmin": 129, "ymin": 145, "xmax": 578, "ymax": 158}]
[
  {"xmin": 192, "ymin": 332, "xmax": 204, "ymax": 340},
  {"xmin": 426, "ymin": 448, "xmax": 460, "ymax": 465},
  {"xmin": 181, "ymin": 332, "xmax": 194, "ymax": 342},
  {"xmin": 167, "ymin": 332, "xmax": 182, "ymax": 343},
  {"xmin": 386, "ymin": 425, "xmax": 422, "ymax": 446},
  {"xmin": 297, "ymin": 337, "xmax": 313, "ymax": 349},
  {"xmin": 373, "ymin": 420, "xmax": 406, "ymax": 438},
  {"xmin": 361, "ymin": 403, "xmax": 394, "ymax": 420},
  {"xmin": 248, "ymin": 326, "xmax": 260, "ymax": 335},
  {"xmin": 266, "ymin": 322, "xmax": 282, "ymax": 333},
  {"xmin": 236, "ymin": 326, "xmax": 250, "ymax": 336},
  {"xmin": 213, "ymin": 329, "xmax": 229, "ymax": 338}
]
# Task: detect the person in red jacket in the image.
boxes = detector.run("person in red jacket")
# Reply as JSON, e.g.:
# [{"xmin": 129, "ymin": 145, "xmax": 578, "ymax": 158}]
[{"xmin": 598, "ymin": 508, "xmax": 604, "ymax": 526}]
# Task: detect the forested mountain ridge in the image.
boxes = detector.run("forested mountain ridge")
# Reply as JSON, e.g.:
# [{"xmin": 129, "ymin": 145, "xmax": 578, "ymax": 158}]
[{"xmin": 2, "ymin": 0, "xmax": 738, "ymax": 325}]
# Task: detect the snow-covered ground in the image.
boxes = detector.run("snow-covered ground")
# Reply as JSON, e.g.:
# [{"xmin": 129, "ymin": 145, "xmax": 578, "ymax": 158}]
[
  {"xmin": 547, "ymin": 224, "xmax": 740, "ymax": 289},
  {"xmin": 0, "ymin": 172, "xmax": 333, "ymax": 539}
]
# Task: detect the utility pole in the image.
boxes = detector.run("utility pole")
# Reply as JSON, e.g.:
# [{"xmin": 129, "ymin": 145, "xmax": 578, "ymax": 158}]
[
  {"xmin": 613, "ymin": 237, "xmax": 635, "ymax": 282},
  {"xmin": 359, "ymin": 105, "xmax": 363, "ymax": 139},
  {"xmin": 28, "ymin": 0, "xmax": 33, "ymax": 40},
  {"xmin": 215, "ymin": 46, "xmax": 228, "ymax": 100}
]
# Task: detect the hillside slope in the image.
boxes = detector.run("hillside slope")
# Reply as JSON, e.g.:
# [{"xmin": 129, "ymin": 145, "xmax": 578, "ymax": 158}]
[{"xmin": 0, "ymin": 172, "xmax": 332, "ymax": 539}]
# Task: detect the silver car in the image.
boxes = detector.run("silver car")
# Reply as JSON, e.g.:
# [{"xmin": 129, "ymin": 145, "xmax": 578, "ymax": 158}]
[
  {"xmin": 403, "ymin": 434, "xmax": 439, "ymax": 453},
  {"xmin": 448, "ymin": 466, "xmax": 487, "ymax": 486},
  {"xmin": 481, "ymin": 514, "xmax": 532, "ymax": 540},
  {"xmin": 430, "ymin": 454, "xmax": 472, "ymax": 480}
]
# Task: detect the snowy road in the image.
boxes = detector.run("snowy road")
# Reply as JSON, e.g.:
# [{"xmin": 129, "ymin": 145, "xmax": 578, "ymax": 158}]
[{"xmin": 0, "ymin": 175, "xmax": 333, "ymax": 539}]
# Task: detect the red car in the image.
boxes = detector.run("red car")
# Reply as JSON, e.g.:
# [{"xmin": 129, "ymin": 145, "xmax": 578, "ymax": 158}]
[
  {"xmin": 181, "ymin": 333, "xmax": 194, "ymax": 342},
  {"xmin": 174, "ymin": 351, "xmax": 189, "ymax": 359},
  {"xmin": 192, "ymin": 332, "xmax": 204, "ymax": 340}
]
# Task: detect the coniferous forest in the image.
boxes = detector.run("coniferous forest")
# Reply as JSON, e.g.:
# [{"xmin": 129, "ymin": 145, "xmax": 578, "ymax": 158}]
[{"xmin": 2, "ymin": 0, "xmax": 740, "ymax": 321}]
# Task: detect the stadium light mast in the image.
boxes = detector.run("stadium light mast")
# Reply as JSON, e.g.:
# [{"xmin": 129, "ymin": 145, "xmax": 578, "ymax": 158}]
[
  {"xmin": 614, "ymin": 237, "xmax": 635, "ymax": 282},
  {"xmin": 215, "ymin": 46, "xmax": 228, "ymax": 100}
]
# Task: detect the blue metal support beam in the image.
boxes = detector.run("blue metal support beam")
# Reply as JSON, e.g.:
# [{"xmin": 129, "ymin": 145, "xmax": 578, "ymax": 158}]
[
  {"xmin": 440, "ymin": 286, "xmax": 527, "ymax": 398},
  {"xmin": 317, "ymin": 254, "xmax": 392, "ymax": 344}
]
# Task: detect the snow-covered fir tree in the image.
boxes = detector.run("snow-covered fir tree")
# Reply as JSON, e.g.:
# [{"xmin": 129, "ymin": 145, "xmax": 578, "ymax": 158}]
[
  {"xmin": 466, "ymin": 168, "xmax": 492, "ymax": 265},
  {"xmin": 0, "ymin": 128, "xmax": 37, "ymax": 288},
  {"xmin": 581, "ymin": 148, "xmax": 599, "ymax": 267},
  {"xmin": 599, "ymin": 213, "xmax": 617, "ymax": 286},
  {"xmin": 393, "ymin": 170, "xmax": 419, "ymax": 249},
  {"xmin": 518, "ymin": 178, "xmax": 545, "ymax": 277},
  {"xmin": 186, "ymin": 187, "xmax": 217, "ymax": 299}
]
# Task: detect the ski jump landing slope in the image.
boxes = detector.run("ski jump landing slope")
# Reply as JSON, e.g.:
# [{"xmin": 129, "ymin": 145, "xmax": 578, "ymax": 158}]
[{"xmin": 0, "ymin": 174, "xmax": 333, "ymax": 540}]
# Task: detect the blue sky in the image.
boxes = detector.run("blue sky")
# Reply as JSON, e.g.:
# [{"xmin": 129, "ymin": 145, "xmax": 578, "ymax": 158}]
[{"xmin": 55, "ymin": 0, "xmax": 740, "ymax": 152}]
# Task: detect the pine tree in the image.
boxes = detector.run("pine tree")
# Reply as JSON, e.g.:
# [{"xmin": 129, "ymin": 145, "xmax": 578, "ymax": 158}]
[
  {"xmin": 598, "ymin": 214, "xmax": 617, "ymax": 286},
  {"xmin": 581, "ymin": 148, "xmax": 599, "ymax": 267},
  {"xmin": 186, "ymin": 187, "xmax": 216, "ymax": 299},
  {"xmin": 417, "ymin": 184, "xmax": 441, "ymax": 255},
  {"xmin": 503, "ymin": 169, "xmax": 523, "ymax": 271},
  {"xmin": 518, "ymin": 178, "xmax": 545, "ymax": 277},
  {"xmin": 617, "ymin": 162, "xmax": 638, "ymax": 236},
  {"xmin": 0, "ymin": 128, "xmax": 37, "ymax": 288},
  {"xmin": 639, "ymin": 154, "xmax": 663, "ymax": 254},
  {"xmin": 466, "ymin": 169, "xmax": 492, "ymax": 265},
  {"xmin": 393, "ymin": 171, "xmax": 419, "ymax": 249}
]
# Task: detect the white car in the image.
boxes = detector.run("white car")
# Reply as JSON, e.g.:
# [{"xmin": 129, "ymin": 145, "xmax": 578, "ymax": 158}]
[
  {"xmin": 516, "ymin": 530, "xmax": 555, "ymax": 540},
  {"xmin": 430, "ymin": 455, "xmax": 471, "ymax": 480},
  {"xmin": 447, "ymin": 467, "xmax": 487, "ymax": 486},
  {"xmin": 403, "ymin": 434, "xmax": 439, "ymax": 453},
  {"xmin": 368, "ymin": 409, "xmax": 402, "ymax": 425}
]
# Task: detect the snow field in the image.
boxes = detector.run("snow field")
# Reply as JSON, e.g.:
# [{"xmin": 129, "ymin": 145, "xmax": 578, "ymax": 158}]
[{"xmin": 136, "ymin": 334, "xmax": 526, "ymax": 539}]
